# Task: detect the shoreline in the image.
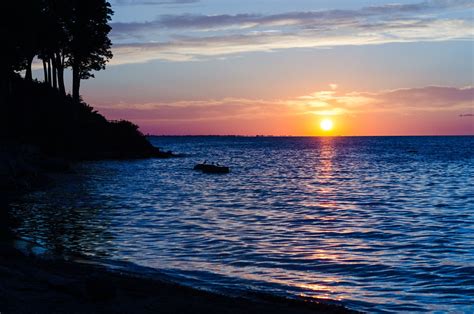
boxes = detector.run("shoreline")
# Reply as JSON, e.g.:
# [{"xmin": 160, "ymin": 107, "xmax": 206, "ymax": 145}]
[
  {"xmin": 0, "ymin": 148, "xmax": 357, "ymax": 314},
  {"xmin": 0, "ymin": 236, "xmax": 357, "ymax": 314}
]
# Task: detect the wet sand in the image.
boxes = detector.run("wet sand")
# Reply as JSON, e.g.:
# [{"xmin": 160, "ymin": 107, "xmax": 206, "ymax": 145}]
[{"xmin": 0, "ymin": 241, "xmax": 357, "ymax": 314}]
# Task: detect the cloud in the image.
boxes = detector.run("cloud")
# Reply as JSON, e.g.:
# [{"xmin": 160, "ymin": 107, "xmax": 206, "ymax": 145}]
[
  {"xmin": 96, "ymin": 86, "xmax": 474, "ymax": 124},
  {"xmin": 111, "ymin": 0, "xmax": 198, "ymax": 6},
  {"xmin": 98, "ymin": 98, "xmax": 296, "ymax": 121},
  {"xmin": 108, "ymin": 0, "xmax": 474, "ymax": 64},
  {"xmin": 347, "ymin": 86, "xmax": 474, "ymax": 110},
  {"xmin": 111, "ymin": 0, "xmax": 473, "ymax": 32},
  {"xmin": 109, "ymin": 18, "xmax": 473, "ymax": 64}
]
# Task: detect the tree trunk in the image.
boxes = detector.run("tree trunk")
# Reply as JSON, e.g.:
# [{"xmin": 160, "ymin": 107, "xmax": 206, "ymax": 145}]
[
  {"xmin": 47, "ymin": 59, "xmax": 52, "ymax": 87},
  {"xmin": 0, "ymin": 68, "xmax": 8, "ymax": 106},
  {"xmin": 72, "ymin": 65, "xmax": 81, "ymax": 102},
  {"xmin": 7, "ymin": 71, "xmax": 13, "ymax": 97},
  {"xmin": 42, "ymin": 59, "xmax": 48, "ymax": 83},
  {"xmin": 25, "ymin": 55, "xmax": 34, "ymax": 81},
  {"xmin": 52, "ymin": 57, "xmax": 58, "ymax": 89},
  {"xmin": 0, "ymin": 68, "xmax": 10, "ymax": 132},
  {"xmin": 55, "ymin": 52, "xmax": 66, "ymax": 96}
]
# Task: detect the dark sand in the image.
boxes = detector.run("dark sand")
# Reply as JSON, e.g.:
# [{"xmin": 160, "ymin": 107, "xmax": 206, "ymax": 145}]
[{"xmin": 0, "ymin": 241, "xmax": 358, "ymax": 314}]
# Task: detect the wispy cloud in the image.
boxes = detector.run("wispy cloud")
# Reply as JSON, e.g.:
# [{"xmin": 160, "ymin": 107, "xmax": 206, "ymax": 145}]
[
  {"xmin": 109, "ymin": 0, "xmax": 474, "ymax": 63},
  {"xmin": 96, "ymin": 86, "xmax": 474, "ymax": 123},
  {"xmin": 111, "ymin": 0, "xmax": 198, "ymax": 6},
  {"xmin": 111, "ymin": 0, "xmax": 472, "ymax": 31},
  {"xmin": 353, "ymin": 86, "xmax": 474, "ymax": 111},
  {"xmin": 110, "ymin": 18, "xmax": 473, "ymax": 64}
]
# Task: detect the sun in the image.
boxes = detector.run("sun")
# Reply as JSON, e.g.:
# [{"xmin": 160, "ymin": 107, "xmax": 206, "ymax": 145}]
[{"xmin": 320, "ymin": 119, "xmax": 334, "ymax": 132}]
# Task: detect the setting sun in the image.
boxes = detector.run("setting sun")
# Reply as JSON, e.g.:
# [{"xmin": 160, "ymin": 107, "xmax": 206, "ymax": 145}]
[{"xmin": 320, "ymin": 119, "xmax": 334, "ymax": 132}]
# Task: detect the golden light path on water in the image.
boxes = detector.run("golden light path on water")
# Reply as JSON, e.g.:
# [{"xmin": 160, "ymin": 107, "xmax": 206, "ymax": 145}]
[{"xmin": 293, "ymin": 137, "xmax": 344, "ymax": 301}]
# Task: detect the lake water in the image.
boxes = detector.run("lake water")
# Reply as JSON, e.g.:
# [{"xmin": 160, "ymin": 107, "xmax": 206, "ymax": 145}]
[{"xmin": 9, "ymin": 136, "xmax": 474, "ymax": 312}]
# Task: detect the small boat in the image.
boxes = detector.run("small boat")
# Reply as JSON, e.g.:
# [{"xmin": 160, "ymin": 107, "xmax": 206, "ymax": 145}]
[{"xmin": 194, "ymin": 162, "xmax": 230, "ymax": 174}]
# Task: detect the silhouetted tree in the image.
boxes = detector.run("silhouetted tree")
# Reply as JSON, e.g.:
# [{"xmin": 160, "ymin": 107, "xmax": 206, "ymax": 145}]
[
  {"xmin": 65, "ymin": 0, "xmax": 113, "ymax": 101},
  {"xmin": 46, "ymin": 0, "xmax": 71, "ymax": 95},
  {"xmin": 37, "ymin": 0, "xmax": 69, "ymax": 95},
  {"xmin": 0, "ymin": 2, "xmax": 25, "ymax": 101},
  {"xmin": 0, "ymin": 1, "xmax": 162, "ymax": 159},
  {"xmin": 1, "ymin": 0, "xmax": 113, "ymax": 101},
  {"xmin": 22, "ymin": 0, "xmax": 45, "ymax": 82}
]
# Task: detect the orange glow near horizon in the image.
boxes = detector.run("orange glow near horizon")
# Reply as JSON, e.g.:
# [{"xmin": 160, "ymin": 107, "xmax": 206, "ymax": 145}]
[{"xmin": 92, "ymin": 85, "xmax": 474, "ymax": 136}]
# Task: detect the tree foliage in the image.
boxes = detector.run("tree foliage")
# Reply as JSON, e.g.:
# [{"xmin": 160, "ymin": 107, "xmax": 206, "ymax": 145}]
[{"xmin": 0, "ymin": 0, "xmax": 114, "ymax": 102}]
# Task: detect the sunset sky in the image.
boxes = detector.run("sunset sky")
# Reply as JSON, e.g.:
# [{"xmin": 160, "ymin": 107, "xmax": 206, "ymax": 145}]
[{"xmin": 38, "ymin": 0, "xmax": 474, "ymax": 135}]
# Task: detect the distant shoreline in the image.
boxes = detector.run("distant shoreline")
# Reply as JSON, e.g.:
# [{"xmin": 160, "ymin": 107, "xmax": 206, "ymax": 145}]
[{"xmin": 148, "ymin": 134, "xmax": 474, "ymax": 137}]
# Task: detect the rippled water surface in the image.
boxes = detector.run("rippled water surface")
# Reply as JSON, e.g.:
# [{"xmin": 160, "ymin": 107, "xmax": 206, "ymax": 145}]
[{"xmin": 10, "ymin": 136, "xmax": 474, "ymax": 312}]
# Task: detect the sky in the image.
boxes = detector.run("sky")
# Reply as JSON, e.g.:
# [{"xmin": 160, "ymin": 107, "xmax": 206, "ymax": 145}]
[{"xmin": 41, "ymin": 0, "xmax": 474, "ymax": 135}]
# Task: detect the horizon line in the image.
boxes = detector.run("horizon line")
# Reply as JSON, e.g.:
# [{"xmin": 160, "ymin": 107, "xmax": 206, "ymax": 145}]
[{"xmin": 146, "ymin": 134, "xmax": 474, "ymax": 137}]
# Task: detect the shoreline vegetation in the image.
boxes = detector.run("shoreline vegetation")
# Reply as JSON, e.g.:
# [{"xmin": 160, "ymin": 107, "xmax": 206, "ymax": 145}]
[
  {"xmin": 0, "ymin": 75, "xmax": 177, "ymax": 194},
  {"xmin": 1, "ymin": 76, "xmax": 176, "ymax": 161}
]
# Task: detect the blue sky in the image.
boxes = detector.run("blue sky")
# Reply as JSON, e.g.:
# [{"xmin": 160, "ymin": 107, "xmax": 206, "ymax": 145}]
[{"xmin": 74, "ymin": 0, "xmax": 474, "ymax": 135}]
